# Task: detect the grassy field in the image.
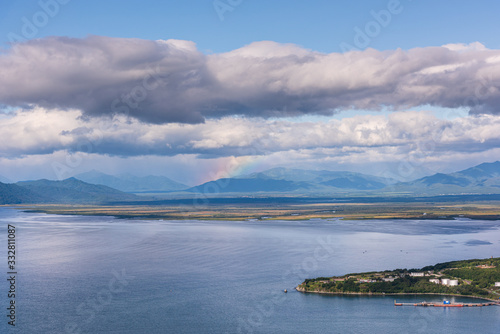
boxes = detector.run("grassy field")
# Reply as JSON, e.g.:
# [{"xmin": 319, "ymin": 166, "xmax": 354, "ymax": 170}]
[{"xmin": 14, "ymin": 200, "xmax": 500, "ymax": 221}]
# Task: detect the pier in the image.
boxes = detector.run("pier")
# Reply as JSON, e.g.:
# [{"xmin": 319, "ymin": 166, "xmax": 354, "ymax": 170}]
[{"xmin": 394, "ymin": 300, "xmax": 499, "ymax": 307}]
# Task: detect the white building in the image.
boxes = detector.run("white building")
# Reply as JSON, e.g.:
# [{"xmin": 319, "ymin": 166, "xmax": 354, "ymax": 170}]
[
  {"xmin": 383, "ymin": 277, "xmax": 395, "ymax": 282},
  {"xmin": 438, "ymin": 278, "xmax": 458, "ymax": 286},
  {"xmin": 429, "ymin": 279, "xmax": 440, "ymax": 284},
  {"xmin": 359, "ymin": 279, "xmax": 376, "ymax": 283},
  {"xmin": 410, "ymin": 272, "xmax": 425, "ymax": 277},
  {"xmin": 495, "ymin": 282, "xmax": 500, "ymax": 287}
]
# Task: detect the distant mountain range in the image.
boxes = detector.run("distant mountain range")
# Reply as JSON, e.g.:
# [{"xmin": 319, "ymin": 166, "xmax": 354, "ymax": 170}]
[
  {"xmin": 186, "ymin": 167, "xmax": 397, "ymax": 194},
  {"xmin": 392, "ymin": 161, "xmax": 500, "ymax": 195},
  {"xmin": 74, "ymin": 170, "xmax": 189, "ymax": 193},
  {"xmin": 0, "ymin": 178, "xmax": 146, "ymax": 205},
  {"xmin": 187, "ymin": 162, "xmax": 500, "ymax": 196},
  {"xmin": 0, "ymin": 174, "xmax": 12, "ymax": 183},
  {"xmin": 0, "ymin": 182, "xmax": 42, "ymax": 204},
  {"xmin": 2, "ymin": 161, "xmax": 500, "ymax": 204}
]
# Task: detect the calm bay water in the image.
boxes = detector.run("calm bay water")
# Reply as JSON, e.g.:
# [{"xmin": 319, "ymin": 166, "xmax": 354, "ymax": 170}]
[{"xmin": 1, "ymin": 207, "xmax": 499, "ymax": 333}]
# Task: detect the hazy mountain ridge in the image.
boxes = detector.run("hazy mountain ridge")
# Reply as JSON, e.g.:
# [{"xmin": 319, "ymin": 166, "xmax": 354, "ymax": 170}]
[
  {"xmin": 188, "ymin": 162, "xmax": 500, "ymax": 195},
  {"xmin": 2, "ymin": 161, "xmax": 500, "ymax": 204},
  {"xmin": 74, "ymin": 170, "xmax": 188, "ymax": 192},
  {"xmin": 0, "ymin": 182, "xmax": 43, "ymax": 204},
  {"xmin": 393, "ymin": 161, "xmax": 500, "ymax": 194},
  {"xmin": 0, "ymin": 174, "xmax": 12, "ymax": 184},
  {"xmin": 187, "ymin": 177, "xmax": 313, "ymax": 193},
  {"xmin": 12, "ymin": 178, "xmax": 145, "ymax": 204},
  {"xmin": 187, "ymin": 167, "xmax": 398, "ymax": 194},
  {"xmin": 240, "ymin": 167, "xmax": 396, "ymax": 184}
]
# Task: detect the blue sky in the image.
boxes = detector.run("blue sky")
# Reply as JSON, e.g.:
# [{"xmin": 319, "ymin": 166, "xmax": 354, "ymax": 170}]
[
  {"xmin": 1, "ymin": 0, "xmax": 500, "ymax": 183},
  {"xmin": 2, "ymin": 0, "xmax": 500, "ymax": 53}
]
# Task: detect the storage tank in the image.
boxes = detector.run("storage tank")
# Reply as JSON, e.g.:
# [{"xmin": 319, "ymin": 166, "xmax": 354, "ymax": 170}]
[
  {"xmin": 441, "ymin": 278, "xmax": 450, "ymax": 285},
  {"xmin": 448, "ymin": 280, "xmax": 458, "ymax": 286}
]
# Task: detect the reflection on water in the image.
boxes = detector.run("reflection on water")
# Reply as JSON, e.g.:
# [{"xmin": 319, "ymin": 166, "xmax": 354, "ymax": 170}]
[{"xmin": 0, "ymin": 208, "xmax": 499, "ymax": 333}]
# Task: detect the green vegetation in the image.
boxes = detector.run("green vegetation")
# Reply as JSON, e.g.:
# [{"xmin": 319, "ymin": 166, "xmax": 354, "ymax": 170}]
[{"xmin": 298, "ymin": 257, "xmax": 500, "ymax": 300}]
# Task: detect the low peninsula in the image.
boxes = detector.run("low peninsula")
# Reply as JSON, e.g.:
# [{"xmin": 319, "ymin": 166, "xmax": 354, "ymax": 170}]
[{"xmin": 297, "ymin": 257, "xmax": 500, "ymax": 301}]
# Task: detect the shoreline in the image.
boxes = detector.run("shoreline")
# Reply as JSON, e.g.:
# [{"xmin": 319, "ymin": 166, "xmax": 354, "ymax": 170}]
[
  {"xmin": 295, "ymin": 286, "xmax": 500, "ymax": 303},
  {"xmin": 8, "ymin": 204, "xmax": 500, "ymax": 222}
]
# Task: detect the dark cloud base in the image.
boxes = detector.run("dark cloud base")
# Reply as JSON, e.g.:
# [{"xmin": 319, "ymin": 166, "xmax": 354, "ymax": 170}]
[{"xmin": 1, "ymin": 37, "xmax": 500, "ymax": 124}]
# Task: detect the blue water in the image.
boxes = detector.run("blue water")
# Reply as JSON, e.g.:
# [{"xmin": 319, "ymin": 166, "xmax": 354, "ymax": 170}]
[{"xmin": 0, "ymin": 208, "xmax": 499, "ymax": 333}]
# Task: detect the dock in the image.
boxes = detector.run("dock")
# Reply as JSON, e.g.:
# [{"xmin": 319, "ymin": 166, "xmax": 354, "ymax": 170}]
[{"xmin": 394, "ymin": 300, "xmax": 499, "ymax": 307}]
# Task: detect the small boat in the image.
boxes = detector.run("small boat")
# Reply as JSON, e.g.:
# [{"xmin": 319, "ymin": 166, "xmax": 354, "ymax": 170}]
[{"xmin": 284, "ymin": 289, "xmax": 288, "ymax": 293}]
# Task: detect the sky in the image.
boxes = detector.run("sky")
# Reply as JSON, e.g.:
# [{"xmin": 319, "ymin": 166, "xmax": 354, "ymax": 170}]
[{"xmin": 1, "ymin": 0, "xmax": 500, "ymax": 184}]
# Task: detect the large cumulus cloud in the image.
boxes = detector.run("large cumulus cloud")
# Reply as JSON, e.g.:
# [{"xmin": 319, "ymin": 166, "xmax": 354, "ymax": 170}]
[
  {"xmin": 3, "ymin": 107, "xmax": 500, "ymax": 160},
  {"xmin": 0, "ymin": 36, "xmax": 500, "ymax": 124},
  {"xmin": 0, "ymin": 36, "xmax": 211, "ymax": 124},
  {"xmin": 1, "ymin": 36, "xmax": 500, "ymax": 123}
]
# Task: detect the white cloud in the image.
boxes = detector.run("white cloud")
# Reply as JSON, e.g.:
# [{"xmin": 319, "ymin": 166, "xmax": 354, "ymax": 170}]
[
  {"xmin": 3, "ymin": 37, "xmax": 500, "ymax": 181},
  {"xmin": 1, "ymin": 37, "xmax": 500, "ymax": 124},
  {"xmin": 2, "ymin": 107, "xmax": 500, "ymax": 169},
  {"xmin": 442, "ymin": 42, "xmax": 487, "ymax": 52}
]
